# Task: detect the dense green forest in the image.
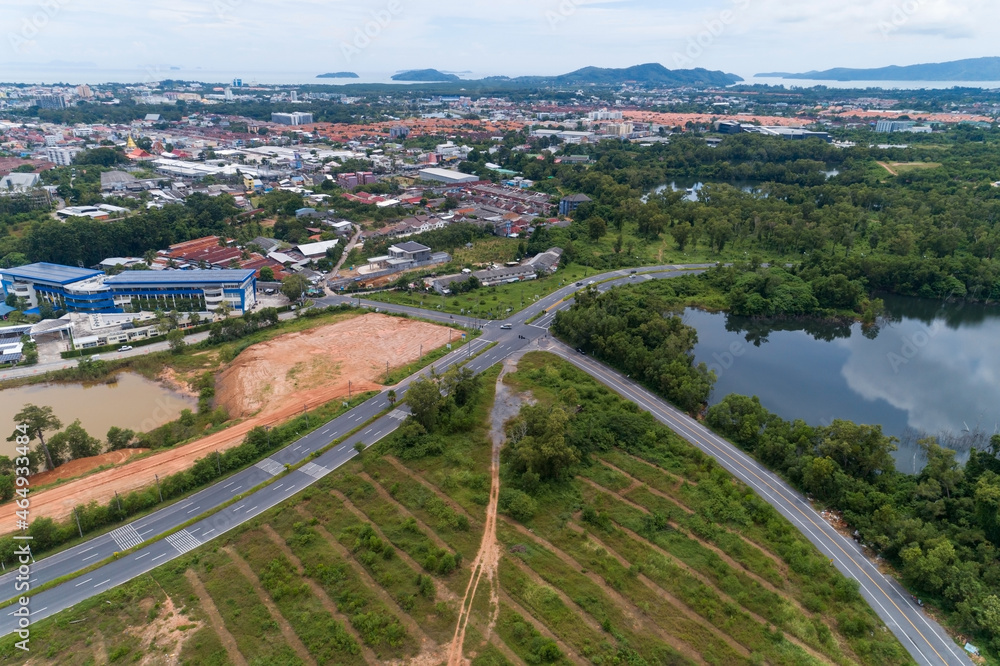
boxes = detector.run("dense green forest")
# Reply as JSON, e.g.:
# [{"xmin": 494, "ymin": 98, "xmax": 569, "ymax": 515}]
[{"xmin": 551, "ymin": 277, "xmax": 1000, "ymax": 659}]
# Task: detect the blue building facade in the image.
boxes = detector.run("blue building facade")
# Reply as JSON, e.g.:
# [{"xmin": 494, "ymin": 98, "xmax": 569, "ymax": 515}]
[
  {"xmin": 0, "ymin": 263, "xmax": 257, "ymax": 315},
  {"xmin": 0, "ymin": 263, "xmax": 116, "ymax": 314}
]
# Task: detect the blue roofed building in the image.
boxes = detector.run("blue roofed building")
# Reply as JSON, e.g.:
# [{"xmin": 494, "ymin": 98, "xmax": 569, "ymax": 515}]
[
  {"xmin": 0, "ymin": 263, "xmax": 116, "ymax": 314},
  {"xmin": 0, "ymin": 263, "xmax": 257, "ymax": 315},
  {"xmin": 104, "ymin": 269, "xmax": 257, "ymax": 314}
]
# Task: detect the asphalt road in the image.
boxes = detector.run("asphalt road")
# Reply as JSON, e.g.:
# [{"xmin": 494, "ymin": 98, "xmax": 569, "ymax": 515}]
[{"xmin": 0, "ymin": 263, "xmax": 971, "ymax": 665}]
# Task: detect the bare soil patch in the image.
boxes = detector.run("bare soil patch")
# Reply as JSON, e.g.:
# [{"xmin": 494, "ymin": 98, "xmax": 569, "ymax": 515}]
[
  {"xmin": 29, "ymin": 448, "xmax": 149, "ymax": 486},
  {"xmin": 184, "ymin": 570, "xmax": 247, "ymax": 666},
  {"xmin": 217, "ymin": 313, "xmax": 455, "ymax": 419},
  {"xmin": 1, "ymin": 314, "xmax": 453, "ymax": 526}
]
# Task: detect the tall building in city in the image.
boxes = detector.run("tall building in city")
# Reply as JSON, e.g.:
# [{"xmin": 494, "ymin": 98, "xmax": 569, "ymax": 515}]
[
  {"xmin": 290, "ymin": 90, "xmax": 298, "ymax": 102},
  {"xmin": 76, "ymin": 84, "xmax": 93, "ymax": 98},
  {"xmin": 271, "ymin": 112, "xmax": 313, "ymax": 125}
]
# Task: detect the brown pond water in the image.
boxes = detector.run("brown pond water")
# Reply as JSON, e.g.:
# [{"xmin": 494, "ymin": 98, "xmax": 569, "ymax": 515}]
[{"xmin": 0, "ymin": 373, "xmax": 197, "ymax": 458}]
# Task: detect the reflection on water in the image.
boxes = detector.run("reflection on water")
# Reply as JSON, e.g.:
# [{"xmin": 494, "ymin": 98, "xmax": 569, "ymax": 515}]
[
  {"xmin": 688, "ymin": 294, "xmax": 1000, "ymax": 473},
  {"xmin": 0, "ymin": 373, "xmax": 197, "ymax": 458}
]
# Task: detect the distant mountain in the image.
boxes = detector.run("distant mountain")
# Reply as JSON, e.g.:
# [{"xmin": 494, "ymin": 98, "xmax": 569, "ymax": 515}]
[
  {"xmin": 317, "ymin": 71, "xmax": 359, "ymax": 79},
  {"xmin": 382, "ymin": 63, "xmax": 740, "ymax": 87},
  {"xmin": 548, "ymin": 63, "xmax": 741, "ymax": 86},
  {"xmin": 392, "ymin": 69, "xmax": 460, "ymax": 82},
  {"xmin": 758, "ymin": 57, "xmax": 1000, "ymax": 81}
]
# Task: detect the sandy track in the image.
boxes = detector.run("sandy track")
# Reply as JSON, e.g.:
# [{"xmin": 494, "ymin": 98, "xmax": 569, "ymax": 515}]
[
  {"xmin": 447, "ymin": 358, "xmax": 525, "ymax": 666},
  {"xmin": 2, "ymin": 314, "xmax": 454, "ymax": 527}
]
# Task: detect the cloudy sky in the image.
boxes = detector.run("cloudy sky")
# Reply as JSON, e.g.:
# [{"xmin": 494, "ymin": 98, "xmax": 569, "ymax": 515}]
[{"xmin": 4, "ymin": 0, "xmax": 995, "ymax": 80}]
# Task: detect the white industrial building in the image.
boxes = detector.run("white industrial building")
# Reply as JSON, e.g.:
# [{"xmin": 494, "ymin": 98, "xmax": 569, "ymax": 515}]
[{"xmin": 417, "ymin": 168, "xmax": 479, "ymax": 185}]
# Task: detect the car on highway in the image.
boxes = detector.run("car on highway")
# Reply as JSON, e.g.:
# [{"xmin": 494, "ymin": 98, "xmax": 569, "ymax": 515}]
[
  {"xmin": 118, "ymin": 345, "xmax": 133, "ymax": 352},
  {"xmin": 576, "ymin": 347, "xmax": 586, "ymax": 354},
  {"xmin": 500, "ymin": 323, "xmax": 512, "ymax": 330},
  {"xmin": 575, "ymin": 282, "xmax": 583, "ymax": 286},
  {"xmin": 587, "ymin": 280, "xmax": 595, "ymax": 285},
  {"xmin": 629, "ymin": 269, "xmax": 637, "ymax": 274}
]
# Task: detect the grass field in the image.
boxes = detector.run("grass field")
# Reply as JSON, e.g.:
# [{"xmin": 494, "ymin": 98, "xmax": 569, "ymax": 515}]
[{"xmin": 0, "ymin": 353, "xmax": 913, "ymax": 665}]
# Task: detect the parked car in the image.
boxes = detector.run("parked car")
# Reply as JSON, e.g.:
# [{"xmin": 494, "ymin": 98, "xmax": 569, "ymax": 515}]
[{"xmin": 118, "ymin": 345, "xmax": 133, "ymax": 352}]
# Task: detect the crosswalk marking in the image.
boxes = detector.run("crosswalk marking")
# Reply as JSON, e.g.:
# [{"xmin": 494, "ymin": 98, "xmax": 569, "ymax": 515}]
[
  {"xmin": 165, "ymin": 529, "xmax": 201, "ymax": 555},
  {"xmin": 388, "ymin": 410, "xmax": 407, "ymax": 420},
  {"xmin": 300, "ymin": 462, "xmax": 330, "ymax": 480},
  {"xmin": 254, "ymin": 458, "xmax": 285, "ymax": 476},
  {"xmin": 109, "ymin": 524, "xmax": 144, "ymax": 551}
]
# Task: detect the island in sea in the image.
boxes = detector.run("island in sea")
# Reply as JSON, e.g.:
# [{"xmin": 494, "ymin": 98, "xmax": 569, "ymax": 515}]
[
  {"xmin": 316, "ymin": 71, "xmax": 359, "ymax": 79},
  {"xmin": 391, "ymin": 69, "xmax": 461, "ymax": 82}
]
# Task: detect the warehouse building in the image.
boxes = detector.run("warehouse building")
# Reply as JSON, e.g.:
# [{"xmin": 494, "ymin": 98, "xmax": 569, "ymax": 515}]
[
  {"xmin": 417, "ymin": 167, "xmax": 480, "ymax": 185},
  {"xmin": 0, "ymin": 263, "xmax": 257, "ymax": 315}
]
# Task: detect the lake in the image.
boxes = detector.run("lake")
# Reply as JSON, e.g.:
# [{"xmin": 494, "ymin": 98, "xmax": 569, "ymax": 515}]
[
  {"xmin": 0, "ymin": 373, "xmax": 197, "ymax": 459},
  {"xmin": 687, "ymin": 294, "xmax": 1000, "ymax": 473}
]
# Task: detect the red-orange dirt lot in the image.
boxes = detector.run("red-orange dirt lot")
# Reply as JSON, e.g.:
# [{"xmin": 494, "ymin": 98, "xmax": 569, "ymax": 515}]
[{"xmin": 2, "ymin": 314, "xmax": 457, "ymax": 529}]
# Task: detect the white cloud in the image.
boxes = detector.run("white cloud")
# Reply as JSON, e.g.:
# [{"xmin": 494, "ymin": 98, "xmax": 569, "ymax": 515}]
[{"xmin": 3, "ymin": 0, "xmax": 998, "ymax": 79}]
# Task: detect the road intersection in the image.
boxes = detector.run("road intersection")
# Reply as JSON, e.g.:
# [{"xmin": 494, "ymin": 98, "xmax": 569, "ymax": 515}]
[{"xmin": 0, "ymin": 264, "xmax": 971, "ymax": 665}]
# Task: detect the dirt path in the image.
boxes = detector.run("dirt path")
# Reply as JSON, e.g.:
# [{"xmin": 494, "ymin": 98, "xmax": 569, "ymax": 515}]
[
  {"xmin": 260, "ymin": 524, "xmax": 379, "ymax": 664},
  {"xmin": 603, "ymin": 459, "xmax": 791, "ymax": 576},
  {"xmin": 447, "ymin": 358, "xmax": 524, "ymax": 666},
  {"xmin": 295, "ymin": 505, "xmax": 435, "ymax": 652},
  {"xmin": 877, "ymin": 161, "xmax": 898, "ymax": 176},
  {"xmin": 501, "ymin": 516, "xmax": 708, "ymax": 665},
  {"xmin": 384, "ymin": 456, "xmax": 477, "ymax": 522},
  {"xmin": 224, "ymin": 546, "xmax": 317, "ymax": 666},
  {"xmin": 184, "ymin": 570, "xmax": 248, "ymax": 666},
  {"xmin": 580, "ymin": 478, "xmax": 833, "ymax": 634},
  {"xmin": 2, "ymin": 314, "xmax": 454, "ymax": 527},
  {"xmin": 498, "ymin": 588, "xmax": 582, "ymax": 663}
]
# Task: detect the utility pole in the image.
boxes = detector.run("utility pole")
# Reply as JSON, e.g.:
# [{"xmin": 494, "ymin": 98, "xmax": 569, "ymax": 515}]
[
  {"xmin": 115, "ymin": 491, "xmax": 122, "ymax": 515},
  {"xmin": 348, "ymin": 380, "xmax": 352, "ymax": 399},
  {"xmin": 303, "ymin": 405, "xmax": 309, "ymax": 428},
  {"xmin": 385, "ymin": 360, "xmax": 389, "ymax": 383},
  {"xmin": 216, "ymin": 450, "xmax": 222, "ymax": 475},
  {"xmin": 419, "ymin": 343, "xmax": 422, "ymax": 359},
  {"xmin": 155, "ymin": 474, "xmax": 163, "ymax": 502},
  {"xmin": 73, "ymin": 508, "xmax": 83, "ymax": 538}
]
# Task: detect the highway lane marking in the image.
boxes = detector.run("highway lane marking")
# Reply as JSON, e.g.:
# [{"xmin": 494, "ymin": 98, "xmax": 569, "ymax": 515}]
[
  {"xmin": 203, "ymin": 529, "xmax": 216, "ymax": 537},
  {"xmin": 247, "ymin": 505, "xmax": 258, "ymax": 514},
  {"xmin": 562, "ymin": 350, "xmax": 954, "ymax": 666},
  {"xmin": 30, "ymin": 607, "xmax": 46, "ymax": 615},
  {"xmin": 222, "ymin": 481, "xmax": 235, "ymax": 489},
  {"xmin": 185, "ymin": 506, "xmax": 201, "ymax": 514},
  {"xmin": 78, "ymin": 546, "xmax": 94, "ymax": 554},
  {"xmin": 75, "ymin": 578, "xmax": 93, "ymax": 587},
  {"xmin": 152, "ymin": 554, "xmax": 167, "ymax": 562},
  {"xmin": 109, "ymin": 524, "xmax": 144, "ymax": 551},
  {"xmin": 273, "ymin": 483, "xmax": 284, "ymax": 491},
  {"xmin": 322, "ymin": 429, "xmax": 330, "ymax": 435},
  {"xmin": 229, "ymin": 484, "xmax": 242, "ymax": 493},
  {"xmin": 363, "ymin": 428, "xmax": 372, "ymax": 435},
  {"xmin": 165, "ymin": 530, "xmax": 201, "ymax": 555},
  {"xmin": 189, "ymin": 528, "xmax": 201, "ymax": 534},
  {"xmin": 81, "ymin": 553, "xmax": 100, "ymax": 562},
  {"xmin": 233, "ymin": 504, "xmax": 245, "ymax": 512},
  {"xmin": 135, "ymin": 553, "xmax": 149, "ymax": 560},
  {"xmin": 254, "ymin": 458, "xmax": 285, "ymax": 476},
  {"xmin": 94, "ymin": 580, "xmax": 110, "ymax": 588}
]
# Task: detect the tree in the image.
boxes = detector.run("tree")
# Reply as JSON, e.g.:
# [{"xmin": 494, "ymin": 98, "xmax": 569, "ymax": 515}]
[
  {"xmin": 106, "ymin": 426, "xmax": 136, "ymax": 451},
  {"xmin": 281, "ymin": 274, "xmax": 309, "ymax": 302},
  {"xmin": 387, "ymin": 389, "xmax": 397, "ymax": 406},
  {"xmin": 47, "ymin": 420, "xmax": 101, "ymax": 460},
  {"xmin": 8, "ymin": 404, "xmax": 62, "ymax": 470},
  {"xmin": 587, "ymin": 216, "xmax": 607, "ymax": 241},
  {"xmin": 259, "ymin": 266, "xmax": 275, "ymax": 282},
  {"xmin": 214, "ymin": 302, "xmax": 232, "ymax": 320},
  {"xmin": 189, "ymin": 312, "xmax": 201, "ymax": 326},
  {"xmin": 405, "ymin": 378, "xmax": 442, "ymax": 432},
  {"xmin": 166, "ymin": 328, "xmax": 186, "ymax": 354}
]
